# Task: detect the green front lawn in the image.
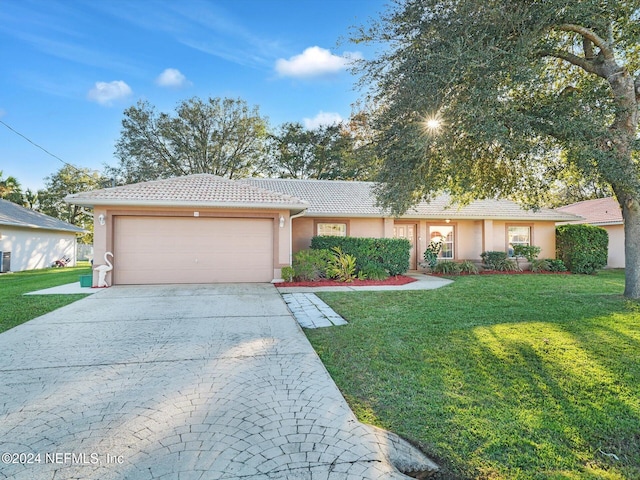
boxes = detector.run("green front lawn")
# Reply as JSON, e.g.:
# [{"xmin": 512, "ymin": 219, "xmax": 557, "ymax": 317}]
[
  {"xmin": 306, "ymin": 270, "xmax": 640, "ymax": 479},
  {"xmin": 0, "ymin": 264, "xmax": 92, "ymax": 333}
]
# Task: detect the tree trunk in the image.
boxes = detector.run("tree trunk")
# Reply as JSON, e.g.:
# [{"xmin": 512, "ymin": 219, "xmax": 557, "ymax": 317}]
[{"xmin": 621, "ymin": 196, "xmax": 640, "ymax": 298}]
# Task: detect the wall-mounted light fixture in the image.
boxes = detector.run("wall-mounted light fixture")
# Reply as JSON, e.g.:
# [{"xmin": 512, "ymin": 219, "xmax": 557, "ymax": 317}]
[
  {"xmin": 279, "ymin": 216, "xmax": 286, "ymax": 228},
  {"xmin": 445, "ymin": 218, "xmax": 451, "ymax": 224},
  {"xmin": 98, "ymin": 214, "xmax": 106, "ymax": 226}
]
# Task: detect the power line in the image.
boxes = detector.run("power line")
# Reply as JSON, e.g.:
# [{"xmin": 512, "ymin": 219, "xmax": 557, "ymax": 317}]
[{"xmin": 0, "ymin": 119, "xmax": 84, "ymax": 173}]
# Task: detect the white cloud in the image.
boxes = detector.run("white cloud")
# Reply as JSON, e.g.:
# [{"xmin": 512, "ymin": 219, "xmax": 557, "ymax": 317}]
[
  {"xmin": 87, "ymin": 80, "xmax": 132, "ymax": 106},
  {"xmin": 156, "ymin": 68, "xmax": 191, "ymax": 88},
  {"xmin": 275, "ymin": 46, "xmax": 361, "ymax": 78},
  {"xmin": 303, "ymin": 111, "xmax": 343, "ymax": 130}
]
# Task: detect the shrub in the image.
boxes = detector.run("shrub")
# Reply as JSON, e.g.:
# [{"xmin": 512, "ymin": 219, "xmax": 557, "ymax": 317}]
[
  {"xmin": 481, "ymin": 251, "xmax": 522, "ymax": 271},
  {"xmin": 423, "ymin": 239, "xmax": 443, "ymax": 270},
  {"xmin": 292, "ymin": 249, "xmax": 333, "ymax": 281},
  {"xmin": 530, "ymin": 259, "xmax": 550, "ymax": 273},
  {"xmin": 281, "ymin": 266, "xmax": 295, "ymax": 282},
  {"xmin": 433, "ymin": 261, "xmax": 462, "ymax": 275},
  {"xmin": 359, "ymin": 263, "xmax": 390, "ymax": 281},
  {"xmin": 326, "ymin": 247, "xmax": 357, "ymax": 282},
  {"xmin": 512, "ymin": 245, "xmax": 542, "ymax": 262},
  {"xmin": 556, "ymin": 224, "xmax": 608, "ymax": 274},
  {"xmin": 498, "ymin": 258, "xmax": 521, "ymax": 272},
  {"xmin": 545, "ymin": 258, "xmax": 568, "ymax": 272},
  {"xmin": 459, "ymin": 260, "xmax": 479, "ymax": 274},
  {"xmin": 311, "ymin": 236, "xmax": 410, "ymax": 276},
  {"xmin": 480, "ymin": 251, "xmax": 508, "ymax": 270}
]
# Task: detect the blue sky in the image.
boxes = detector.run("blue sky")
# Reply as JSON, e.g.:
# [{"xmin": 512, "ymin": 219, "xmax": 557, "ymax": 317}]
[{"xmin": 1, "ymin": 0, "xmax": 387, "ymax": 191}]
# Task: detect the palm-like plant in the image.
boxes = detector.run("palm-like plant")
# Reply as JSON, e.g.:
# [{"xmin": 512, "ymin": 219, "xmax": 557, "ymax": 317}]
[{"xmin": 0, "ymin": 171, "xmax": 24, "ymax": 205}]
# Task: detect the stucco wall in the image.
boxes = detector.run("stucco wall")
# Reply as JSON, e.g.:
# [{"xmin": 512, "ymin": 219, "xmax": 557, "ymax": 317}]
[
  {"xmin": 0, "ymin": 226, "xmax": 77, "ymax": 272},
  {"xmin": 291, "ymin": 217, "xmax": 385, "ymax": 254},
  {"xmin": 290, "ymin": 217, "xmax": 559, "ymax": 265},
  {"xmin": 604, "ymin": 224, "xmax": 625, "ymax": 268}
]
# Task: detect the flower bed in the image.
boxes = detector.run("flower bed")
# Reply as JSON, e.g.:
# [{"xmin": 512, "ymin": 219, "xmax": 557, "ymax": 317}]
[{"xmin": 278, "ymin": 275, "xmax": 418, "ymax": 287}]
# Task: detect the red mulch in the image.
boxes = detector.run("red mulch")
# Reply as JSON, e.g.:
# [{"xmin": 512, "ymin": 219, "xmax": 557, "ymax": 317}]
[
  {"xmin": 428, "ymin": 270, "xmax": 572, "ymax": 276},
  {"xmin": 277, "ymin": 275, "xmax": 418, "ymax": 287}
]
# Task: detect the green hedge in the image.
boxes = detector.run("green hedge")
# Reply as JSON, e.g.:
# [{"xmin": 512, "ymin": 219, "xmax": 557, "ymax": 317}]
[
  {"xmin": 310, "ymin": 236, "xmax": 411, "ymax": 276},
  {"xmin": 556, "ymin": 224, "xmax": 608, "ymax": 274}
]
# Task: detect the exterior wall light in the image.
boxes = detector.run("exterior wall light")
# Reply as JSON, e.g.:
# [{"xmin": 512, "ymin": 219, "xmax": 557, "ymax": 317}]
[
  {"xmin": 279, "ymin": 216, "xmax": 285, "ymax": 228},
  {"xmin": 98, "ymin": 214, "xmax": 106, "ymax": 226}
]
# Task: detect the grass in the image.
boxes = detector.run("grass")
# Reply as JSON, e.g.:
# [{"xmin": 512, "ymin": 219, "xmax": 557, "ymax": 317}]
[
  {"xmin": 0, "ymin": 263, "xmax": 92, "ymax": 333},
  {"xmin": 306, "ymin": 270, "xmax": 640, "ymax": 479}
]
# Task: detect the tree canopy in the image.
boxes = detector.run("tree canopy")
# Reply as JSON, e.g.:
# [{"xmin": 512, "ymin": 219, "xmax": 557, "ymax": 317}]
[
  {"xmin": 353, "ymin": 0, "xmax": 640, "ymax": 297},
  {"xmin": 0, "ymin": 171, "xmax": 24, "ymax": 205},
  {"xmin": 264, "ymin": 120, "xmax": 378, "ymax": 181},
  {"xmin": 108, "ymin": 97, "xmax": 269, "ymax": 183},
  {"xmin": 38, "ymin": 165, "xmax": 108, "ymax": 243}
]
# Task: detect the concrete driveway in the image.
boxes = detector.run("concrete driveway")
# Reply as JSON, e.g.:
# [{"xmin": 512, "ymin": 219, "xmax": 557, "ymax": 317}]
[{"xmin": 0, "ymin": 284, "xmax": 436, "ymax": 479}]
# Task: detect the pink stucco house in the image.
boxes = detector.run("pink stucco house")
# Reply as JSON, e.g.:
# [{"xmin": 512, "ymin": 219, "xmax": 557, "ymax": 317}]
[{"xmin": 66, "ymin": 174, "xmax": 579, "ymax": 285}]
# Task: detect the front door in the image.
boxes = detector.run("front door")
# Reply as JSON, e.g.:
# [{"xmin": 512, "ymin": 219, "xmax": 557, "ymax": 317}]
[{"xmin": 393, "ymin": 223, "xmax": 417, "ymax": 270}]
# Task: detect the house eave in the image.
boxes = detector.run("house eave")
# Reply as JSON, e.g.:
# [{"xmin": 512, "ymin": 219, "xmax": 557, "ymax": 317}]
[
  {"xmin": 0, "ymin": 220, "xmax": 86, "ymax": 234},
  {"xmin": 303, "ymin": 211, "xmax": 580, "ymax": 222},
  {"xmin": 65, "ymin": 197, "xmax": 309, "ymax": 214}
]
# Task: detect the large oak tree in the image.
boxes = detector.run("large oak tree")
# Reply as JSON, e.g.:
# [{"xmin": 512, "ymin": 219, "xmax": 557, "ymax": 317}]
[
  {"xmin": 353, "ymin": 0, "xmax": 640, "ymax": 297},
  {"xmin": 109, "ymin": 97, "xmax": 269, "ymax": 183}
]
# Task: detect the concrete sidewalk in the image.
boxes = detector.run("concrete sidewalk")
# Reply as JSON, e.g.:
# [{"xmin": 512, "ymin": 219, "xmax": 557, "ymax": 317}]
[{"xmin": 1, "ymin": 284, "xmax": 437, "ymax": 479}]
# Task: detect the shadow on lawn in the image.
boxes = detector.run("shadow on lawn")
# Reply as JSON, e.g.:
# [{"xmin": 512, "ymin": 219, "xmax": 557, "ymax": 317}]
[
  {"xmin": 458, "ymin": 317, "xmax": 640, "ymax": 478},
  {"xmin": 310, "ymin": 276, "xmax": 639, "ymax": 479}
]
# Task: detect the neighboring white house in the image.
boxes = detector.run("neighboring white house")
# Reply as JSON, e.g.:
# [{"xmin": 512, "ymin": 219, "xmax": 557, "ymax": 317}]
[
  {"xmin": 0, "ymin": 199, "xmax": 85, "ymax": 272},
  {"xmin": 557, "ymin": 197, "xmax": 624, "ymax": 268}
]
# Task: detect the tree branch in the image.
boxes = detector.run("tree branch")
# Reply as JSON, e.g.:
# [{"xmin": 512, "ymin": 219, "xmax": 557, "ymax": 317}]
[
  {"xmin": 541, "ymin": 49, "xmax": 600, "ymax": 76},
  {"xmin": 556, "ymin": 24, "xmax": 614, "ymax": 60},
  {"xmin": 583, "ymin": 38, "xmax": 595, "ymax": 60}
]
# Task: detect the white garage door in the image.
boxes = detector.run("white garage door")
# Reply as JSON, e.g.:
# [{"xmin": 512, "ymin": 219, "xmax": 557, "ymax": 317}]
[{"xmin": 113, "ymin": 216, "xmax": 274, "ymax": 284}]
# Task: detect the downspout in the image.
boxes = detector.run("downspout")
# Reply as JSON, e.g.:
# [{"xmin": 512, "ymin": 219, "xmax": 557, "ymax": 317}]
[{"xmin": 289, "ymin": 211, "xmax": 306, "ymax": 265}]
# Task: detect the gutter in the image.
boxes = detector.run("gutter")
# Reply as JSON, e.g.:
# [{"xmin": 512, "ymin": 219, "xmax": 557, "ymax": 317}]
[{"xmin": 64, "ymin": 196, "xmax": 309, "ymax": 214}]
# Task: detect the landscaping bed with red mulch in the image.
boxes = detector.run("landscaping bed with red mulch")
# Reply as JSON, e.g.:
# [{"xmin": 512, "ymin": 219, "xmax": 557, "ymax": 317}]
[
  {"xmin": 428, "ymin": 270, "xmax": 572, "ymax": 276},
  {"xmin": 277, "ymin": 275, "xmax": 418, "ymax": 287}
]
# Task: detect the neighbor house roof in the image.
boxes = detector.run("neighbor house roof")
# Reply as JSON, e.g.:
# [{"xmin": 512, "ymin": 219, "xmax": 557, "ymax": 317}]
[
  {"xmin": 242, "ymin": 178, "xmax": 580, "ymax": 221},
  {"xmin": 556, "ymin": 197, "xmax": 623, "ymax": 225},
  {"xmin": 0, "ymin": 199, "xmax": 85, "ymax": 233},
  {"xmin": 65, "ymin": 174, "xmax": 309, "ymax": 213}
]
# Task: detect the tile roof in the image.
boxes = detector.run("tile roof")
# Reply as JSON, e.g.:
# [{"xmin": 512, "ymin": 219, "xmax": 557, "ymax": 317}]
[
  {"xmin": 0, "ymin": 199, "xmax": 85, "ymax": 233},
  {"xmin": 65, "ymin": 174, "xmax": 308, "ymax": 211},
  {"xmin": 65, "ymin": 174, "xmax": 580, "ymax": 221},
  {"xmin": 241, "ymin": 178, "xmax": 580, "ymax": 221},
  {"xmin": 556, "ymin": 197, "xmax": 623, "ymax": 225}
]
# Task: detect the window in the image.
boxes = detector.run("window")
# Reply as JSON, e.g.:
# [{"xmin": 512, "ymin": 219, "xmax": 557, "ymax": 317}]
[
  {"xmin": 429, "ymin": 225, "xmax": 454, "ymax": 259},
  {"xmin": 316, "ymin": 222, "xmax": 347, "ymax": 237},
  {"xmin": 508, "ymin": 226, "xmax": 531, "ymax": 256}
]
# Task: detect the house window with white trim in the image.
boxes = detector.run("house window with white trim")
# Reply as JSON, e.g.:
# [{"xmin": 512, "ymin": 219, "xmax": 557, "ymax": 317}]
[
  {"xmin": 508, "ymin": 226, "xmax": 531, "ymax": 256},
  {"xmin": 317, "ymin": 222, "xmax": 347, "ymax": 237},
  {"xmin": 429, "ymin": 225, "xmax": 454, "ymax": 259}
]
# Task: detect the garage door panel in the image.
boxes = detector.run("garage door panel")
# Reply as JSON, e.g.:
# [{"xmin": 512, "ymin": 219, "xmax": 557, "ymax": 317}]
[{"xmin": 114, "ymin": 217, "xmax": 274, "ymax": 284}]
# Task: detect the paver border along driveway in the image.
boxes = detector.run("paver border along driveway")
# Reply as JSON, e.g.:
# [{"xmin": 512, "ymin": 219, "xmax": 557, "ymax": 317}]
[{"xmin": 0, "ymin": 284, "xmax": 436, "ymax": 479}]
